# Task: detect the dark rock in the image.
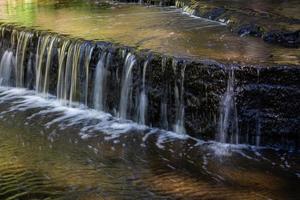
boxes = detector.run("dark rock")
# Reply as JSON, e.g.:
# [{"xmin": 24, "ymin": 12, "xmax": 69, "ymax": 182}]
[
  {"xmin": 202, "ymin": 7, "xmax": 225, "ymax": 20},
  {"xmin": 237, "ymin": 24, "xmax": 263, "ymax": 37},
  {"xmin": 0, "ymin": 24, "xmax": 299, "ymax": 150},
  {"xmin": 263, "ymin": 30, "xmax": 300, "ymax": 48}
]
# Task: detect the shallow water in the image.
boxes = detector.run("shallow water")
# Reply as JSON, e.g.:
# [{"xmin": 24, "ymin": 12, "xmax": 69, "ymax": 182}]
[
  {"xmin": 0, "ymin": 0, "xmax": 299, "ymax": 65},
  {"xmin": 0, "ymin": 1, "xmax": 299, "ymax": 199},
  {"xmin": 0, "ymin": 87, "xmax": 299, "ymax": 199}
]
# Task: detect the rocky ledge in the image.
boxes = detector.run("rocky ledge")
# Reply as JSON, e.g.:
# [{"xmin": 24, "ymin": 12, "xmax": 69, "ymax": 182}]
[
  {"xmin": 0, "ymin": 24, "xmax": 299, "ymax": 150},
  {"xmin": 175, "ymin": 0, "xmax": 300, "ymax": 48}
]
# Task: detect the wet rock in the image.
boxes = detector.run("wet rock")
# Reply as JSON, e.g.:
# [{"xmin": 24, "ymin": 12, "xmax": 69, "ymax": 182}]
[
  {"xmin": 203, "ymin": 7, "xmax": 225, "ymax": 20},
  {"xmin": 0, "ymin": 24, "xmax": 299, "ymax": 149},
  {"xmin": 263, "ymin": 30, "xmax": 300, "ymax": 48},
  {"xmin": 175, "ymin": 0, "xmax": 300, "ymax": 48},
  {"xmin": 237, "ymin": 24, "xmax": 263, "ymax": 37}
]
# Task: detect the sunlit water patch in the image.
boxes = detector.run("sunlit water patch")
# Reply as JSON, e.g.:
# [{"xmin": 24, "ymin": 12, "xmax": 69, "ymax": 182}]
[{"xmin": 0, "ymin": 0, "xmax": 299, "ymax": 65}]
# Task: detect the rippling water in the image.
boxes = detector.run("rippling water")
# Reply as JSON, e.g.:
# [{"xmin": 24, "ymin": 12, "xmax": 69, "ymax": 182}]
[
  {"xmin": 0, "ymin": 87, "xmax": 299, "ymax": 199},
  {"xmin": 0, "ymin": 0, "xmax": 299, "ymax": 64}
]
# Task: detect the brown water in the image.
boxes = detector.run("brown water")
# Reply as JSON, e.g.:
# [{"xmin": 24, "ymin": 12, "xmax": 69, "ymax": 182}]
[
  {"xmin": 0, "ymin": 0, "xmax": 299, "ymax": 65},
  {"xmin": 0, "ymin": 87, "xmax": 299, "ymax": 199},
  {"xmin": 0, "ymin": 1, "xmax": 300, "ymax": 199}
]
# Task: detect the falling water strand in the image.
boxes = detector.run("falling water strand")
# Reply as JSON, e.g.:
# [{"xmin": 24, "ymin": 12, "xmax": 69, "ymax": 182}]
[
  {"xmin": 138, "ymin": 60, "xmax": 148, "ymax": 124},
  {"xmin": 57, "ymin": 40, "xmax": 71, "ymax": 100},
  {"xmin": 160, "ymin": 57, "xmax": 168, "ymax": 130},
  {"xmin": 0, "ymin": 51, "xmax": 14, "ymax": 86},
  {"xmin": 93, "ymin": 51, "xmax": 108, "ymax": 111},
  {"xmin": 15, "ymin": 31, "xmax": 32, "ymax": 87},
  {"xmin": 83, "ymin": 45, "xmax": 94, "ymax": 106},
  {"xmin": 173, "ymin": 61, "xmax": 186, "ymax": 134},
  {"xmin": 62, "ymin": 42, "xmax": 75, "ymax": 104},
  {"xmin": 119, "ymin": 53, "xmax": 136, "ymax": 119},
  {"xmin": 35, "ymin": 35, "xmax": 51, "ymax": 93},
  {"xmin": 255, "ymin": 68, "xmax": 261, "ymax": 146},
  {"xmin": 218, "ymin": 68, "xmax": 239, "ymax": 144},
  {"xmin": 69, "ymin": 42, "xmax": 82, "ymax": 105},
  {"xmin": 43, "ymin": 37, "xmax": 57, "ymax": 95}
]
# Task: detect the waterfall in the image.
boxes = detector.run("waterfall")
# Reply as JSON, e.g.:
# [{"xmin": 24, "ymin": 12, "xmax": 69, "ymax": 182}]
[
  {"xmin": 63, "ymin": 42, "xmax": 76, "ymax": 104},
  {"xmin": 93, "ymin": 51, "xmax": 108, "ymax": 111},
  {"xmin": 173, "ymin": 60, "xmax": 186, "ymax": 134},
  {"xmin": 57, "ymin": 41, "xmax": 82, "ymax": 105},
  {"xmin": 0, "ymin": 50, "xmax": 14, "ymax": 86},
  {"xmin": 42, "ymin": 37, "xmax": 57, "ymax": 95},
  {"xmin": 160, "ymin": 57, "xmax": 168, "ymax": 130},
  {"xmin": 82, "ymin": 44, "xmax": 94, "ymax": 106},
  {"xmin": 255, "ymin": 112, "xmax": 261, "ymax": 146},
  {"xmin": 138, "ymin": 60, "xmax": 148, "ymax": 124},
  {"xmin": 69, "ymin": 42, "xmax": 82, "ymax": 104},
  {"xmin": 35, "ymin": 35, "xmax": 51, "ymax": 93},
  {"xmin": 35, "ymin": 35, "xmax": 58, "ymax": 96},
  {"xmin": 119, "ymin": 52, "xmax": 136, "ymax": 119},
  {"xmin": 217, "ymin": 67, "xmax": 239, "ymax": 144},
  {"xmin": 15, "ymin": 31, "xmax": 32, "ymax": 87},
  {"xmin": 57, "ymin": 40, "xmax": 71, "ymax": 100}
]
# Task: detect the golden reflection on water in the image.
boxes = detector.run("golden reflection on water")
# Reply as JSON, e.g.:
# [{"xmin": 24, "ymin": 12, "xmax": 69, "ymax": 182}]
[
  {"xmin": 0, "ymin": 0, "xmax": 299, "ymax": 65},
  {"xmin": 0, "ymin": 101, "xmax": 299, "ymax": 199}
]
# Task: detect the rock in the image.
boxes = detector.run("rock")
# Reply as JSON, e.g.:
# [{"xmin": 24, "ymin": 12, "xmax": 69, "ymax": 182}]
[
  {"xmin": 263, "ymin": 30, "xmax": 300, "ymax": 48},
  {"xmin": 1, "ymin": 24, "xmax": 299, "ymax": 149},
  {"xmin": 237, "ymin": 24, "xmax": 263, "ymax": 37},
  {"xmin": 202, "ymin": 7, "xmax": 225, "ymax": 20}
]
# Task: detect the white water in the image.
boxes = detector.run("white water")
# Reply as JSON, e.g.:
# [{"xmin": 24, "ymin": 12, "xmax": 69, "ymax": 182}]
[
  {"xmin": 83, "ymin": 45, "xmax": 94, "ymax": 106},
  {"xmin": 119, "ymin": 53, "xmax": 136, "ymax": 119},
  {"xmin": 15, "ymin": 31, "xmax": 32, "ymax": 87},
  {"xmin": 138, "ymin": 60, "xmax": 148, "ymax": 125},
  {"xmin": 173, "ymin": 60, "xmax": 186, "ymax": 134},
  {"xmin": 35, "ymin": 35, "xmax": 51, "ymax": 93},
  {"xmin": 93, "ymin": 51, "xmax": 108, "ymax": 111},
  {"xmin": 218, "ymin": 68, "xmax": 239, "ymax": 144},
  {"xmin": 0, "ymin": 51, "xmax": 14, "ymax": 86},
  {"xmin": 43, "ymin": 37, "xmax": 57, "ymax": 95},
  {"xmin": 160, "ymin": 57, "xmax": 169, "ymax": 130},
  {"xmin": 57, "ymin": 40, "xmax": 71, "ymax": 100},
  {"xmin": 1, "ymin": 86, "xmax": 289, "ymax": 171}
]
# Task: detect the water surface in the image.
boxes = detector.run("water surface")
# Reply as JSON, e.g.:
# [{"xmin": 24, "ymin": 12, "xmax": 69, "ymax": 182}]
[
  {"xmin": 0, "ymin": 0, "xmax": 299, "ymax": 65},
  {"xmin": 0, "ymin": 87, "xmax": 299, "ymax": 199}
]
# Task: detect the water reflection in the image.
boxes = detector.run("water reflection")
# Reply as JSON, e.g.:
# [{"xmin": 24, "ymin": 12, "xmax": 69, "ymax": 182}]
[
  {"xmin": 0, "ymin": 0, "xmax": 299, "ymax": 64},
  {"xmin": 0, "ymin": 87, "xmax": 299, "ymax": 199}
]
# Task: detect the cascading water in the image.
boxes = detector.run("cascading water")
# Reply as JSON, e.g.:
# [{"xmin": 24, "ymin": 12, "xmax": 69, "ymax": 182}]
[
  {"xmin": 42, "ymin": 37, "xmax": 57, "ymax": 95},
  {"xmin": 56, "ymin": 40, "xmax": 84, "ymax": 105},
  {"xmin": 160, "ymin": 57, "xmax": 169, "ymax": 130},
  {"xmin": 0, "ymin": 25, "xmax": 238, "ymax": 141},
  {"xmin": 15, "ymin": 31, "xmax": 32, "ymax": 87},
  {"xmin": 69, "ymin": 42, "xmax": 82, "ymax": 104},
  {"xmin": 0, "ymin": 50, "xmax": 14, "ymax": 86},
  {"xmin": 217, "ymin": 67, "xmax": 239, "ymax": 144},
  {"xmin": 137, "ymin": 60, "xmax": 148, "ymax": 125},
  {"xmin": 82, "ymin": 44, "xmax": 94, "ymax": 106},
  {"xmin": 35, "ymin": 35, "xmax": 52, "ymax": 93},
  {"xmin": 0, "ymin": 24, "xmax": 298, "ymax": 149},
  {"xmin": 119, "ymin": 52, "xmax": 136, "ymax": 119},
  {"xmin": 93, "ymin": 51, "xmax": 108, "ymax": 111},
  {"xmin": 57, "ymin": 39, "xmax": 71, "ymax": 101},
  {"xmin": 173, "ymin": 60, "xmax": 186, "ymax": 134}
]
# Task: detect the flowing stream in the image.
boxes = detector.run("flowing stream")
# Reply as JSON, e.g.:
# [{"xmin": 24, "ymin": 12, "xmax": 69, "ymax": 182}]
[
  {"xmin": 0, "ymin": 0, "xmax": 299, "ymax": 199},
  {"xmin": 0, "ymin": 87, "xmax": 299, "ymax": 199}
]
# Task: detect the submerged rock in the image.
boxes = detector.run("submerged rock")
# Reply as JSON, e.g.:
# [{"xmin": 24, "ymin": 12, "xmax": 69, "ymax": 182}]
[{"xmin": 175, "ymin": 0, "xmax": 300, "ymax": 48}]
